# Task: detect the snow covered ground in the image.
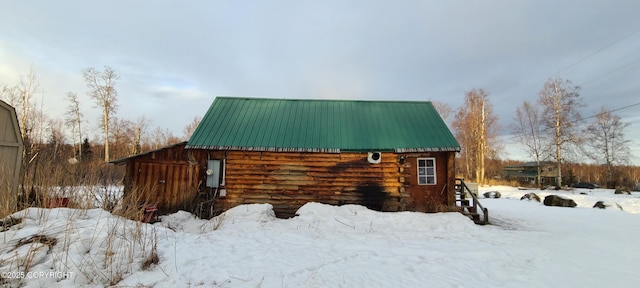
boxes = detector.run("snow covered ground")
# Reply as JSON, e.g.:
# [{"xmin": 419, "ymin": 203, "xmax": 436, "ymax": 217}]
[{"xmin": 1, "ymin": 185, "xmax": 638, "ymax": 287}]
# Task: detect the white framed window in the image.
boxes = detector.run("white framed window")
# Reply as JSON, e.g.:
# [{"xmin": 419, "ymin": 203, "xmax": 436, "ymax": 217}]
[{"xmin": 417, "ymin": 158, "xmax": 436, "ymax": 185}]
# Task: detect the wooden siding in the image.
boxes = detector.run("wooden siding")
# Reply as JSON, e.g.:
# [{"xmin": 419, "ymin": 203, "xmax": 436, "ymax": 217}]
[
  {"xmin": 118, "ymin": 144, "xmax": 456, "ymax": 218},
  {"xmin": 190, "ymin": 150, "xmax": 456, "ymax": 217},
  {"xmin": 0, "ymin": 100, "xmax": 23, "ymax": 214},
  {"xmin": 120, "ymin": 143, "xmax": 200, "ymax": 213},
  {"xmin": 403, "ymin": 152, "xmax": 455, "ymax": 212}
]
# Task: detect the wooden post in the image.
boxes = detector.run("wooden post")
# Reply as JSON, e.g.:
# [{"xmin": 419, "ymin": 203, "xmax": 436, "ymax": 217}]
[{"xmin": 447, "ymin": 152, "xmax": 456, "ymax": 206}]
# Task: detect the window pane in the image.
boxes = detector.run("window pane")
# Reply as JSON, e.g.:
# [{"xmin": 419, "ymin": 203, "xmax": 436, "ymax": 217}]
[
  {"xmin": 418, "ymin": 167, "xmax": 426, "ymax": 176},
  {"xmin": 418, "ymin": 159, "xmax": 426, "ymax": 167},
  {"xmin": 427, "ymin": 176, "xmax": 435, "ymax": 184},
  {"xmin": 418, "ymin": 176, "xmax": 427, "ymax": 185},
  {"xmin": 426, "ymin": 159, "xmax": 434, "ymax": 166},
  {"xmin": 426, "ymin": 167, "xmax": 434, "ymax": 176}
]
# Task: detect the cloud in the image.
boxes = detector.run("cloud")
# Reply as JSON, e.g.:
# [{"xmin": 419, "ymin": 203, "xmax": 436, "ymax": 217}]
[{"xmin": 1, "ymin": 0, "xmax": 640, "ymax": 163}]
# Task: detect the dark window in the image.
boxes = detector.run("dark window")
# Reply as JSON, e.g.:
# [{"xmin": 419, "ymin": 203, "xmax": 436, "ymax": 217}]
[{"xmin": 417, "ymin": 158, "xmax": 436, "ymax": 185}]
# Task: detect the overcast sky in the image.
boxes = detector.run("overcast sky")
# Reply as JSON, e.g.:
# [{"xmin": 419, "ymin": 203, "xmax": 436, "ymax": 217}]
[{"xmin": 1, "ymin": 0, "xmax": 639, "ymax": 164}]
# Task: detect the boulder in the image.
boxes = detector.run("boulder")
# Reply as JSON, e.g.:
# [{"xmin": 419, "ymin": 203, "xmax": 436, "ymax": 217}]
[
  {"xmin": 614, "ymin": 187, "xmax": 631, "ymax": 195},
  {"xmin": 520, "ymin": 192, "xmax": 541, "ymax": 202},
  {"xmin": 483, "ymin": 191, "xmax": 501, "ymax": 199},
  {"xmin": 593, "ymin": 201, "xmax": 606, "ymax": 209},
  {"xmin": 593, "ymin": 201, "xmax": 623, "ymax": 211},
  {"xmin": 543, "ymin": 195, "xmax": 577, "ymax": 208}
]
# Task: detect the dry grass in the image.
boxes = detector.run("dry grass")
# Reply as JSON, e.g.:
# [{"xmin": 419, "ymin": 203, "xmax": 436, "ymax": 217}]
[
  {"xmin": 141, "ymin": 230, "xmax": 159, "ymax": 270},
  {"xmin": 0, "ymin": 143, "xmax": 189, "ymax": 286},
  {"xmin": 14, "ymin": 234, "xmax": 58, "ymax": 250},
  {"xmin": 485, "ymin": 178, "xmax": 520, "ymax": 187},
  {"xmin": 0, "ymin": 165, "xmax": 18, "ymax": 218},
  {"xmin": 0, "ymin": 216, "xmax": 21, "ymax": 233},
  {"xmin": 0, "ymin": 191, "xmax": 15, "ymax": 220},
  {"xmin": 0, "ymin": 159, "xmax": 162, "ymax": 286}
]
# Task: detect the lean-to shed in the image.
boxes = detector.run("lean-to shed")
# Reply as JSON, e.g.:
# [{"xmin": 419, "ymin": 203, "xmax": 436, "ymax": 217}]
[
  {"xmin": 110, "ymin": 142, "xmax": 200, "ymax": 214},
  {"xmin": 0, "ymin": 100, "xmax": 23, "ymax": 213}
]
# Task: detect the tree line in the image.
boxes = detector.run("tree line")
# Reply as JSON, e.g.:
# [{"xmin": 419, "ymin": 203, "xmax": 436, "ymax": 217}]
[
  {"xmin": 2, "ymin": 67, "xmax": 637, "ymax": 191},
  {"xmin": 437, "ymin": 77, "xmax": 636, "ymax": 189},
  {"xmin": 1, "ymin": 66, "xmax": 200, "ymax": 205},
  {"xmin": 1, "ymin": 67, "xmax": 201, "ymax": 161}
]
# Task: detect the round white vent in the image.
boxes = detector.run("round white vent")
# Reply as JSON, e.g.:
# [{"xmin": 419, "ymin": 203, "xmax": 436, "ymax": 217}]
[{"xmin": 367, "ymin": 152, "xmax": 382, "ymax": 164}]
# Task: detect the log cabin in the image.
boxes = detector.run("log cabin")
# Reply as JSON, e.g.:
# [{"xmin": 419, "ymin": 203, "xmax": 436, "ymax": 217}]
[{"xmin": 113, "ymin": 97, "xmax": 461, "ymax": 218}]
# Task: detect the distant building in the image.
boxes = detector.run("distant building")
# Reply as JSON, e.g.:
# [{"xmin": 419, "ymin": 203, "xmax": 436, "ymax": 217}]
[{"xmin": 502, "ymin": 161, "xmax": 559, "ymax": 186}]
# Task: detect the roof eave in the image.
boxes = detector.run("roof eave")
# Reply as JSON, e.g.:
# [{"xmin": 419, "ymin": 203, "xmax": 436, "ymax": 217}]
[
  {"xmin": 394, "ymin": 147, "xmax": 462, "ymax": 153},
  {"xmin": 109, "ymin": 141, "xmax": 188, "ymax": 164},
  {"xmin": 184, "ymin": 145, "xmax": 461, "ymax": 153}
]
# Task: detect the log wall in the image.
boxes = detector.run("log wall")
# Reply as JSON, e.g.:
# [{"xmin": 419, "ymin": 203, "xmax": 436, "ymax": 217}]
[
  {"xmin": 403, "ymin": 152, "xmax": 456, "ymax": 212},
  {"xmin": 119, "ymin": 144, "xmax": 456, "ymax": 218},
  {"xmin": 191, "ymin": 150, "xmax": 455, "ymax": 217}
]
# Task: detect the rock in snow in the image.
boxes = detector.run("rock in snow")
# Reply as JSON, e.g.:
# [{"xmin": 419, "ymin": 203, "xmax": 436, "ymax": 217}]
[
  {"xmin": 483, "ymin": 191, "xmax": 501, "ymax": 198},
  {"xmin": 593, "ymin": 201, "xmax": 624, "ymax": 211},
  {"xmin": 520, "ymin": 192, "xmax": 541, "ymax": 202},
  {"xmin": 543, "ymin": 195, "xmax": 577, "ymax": 207}
]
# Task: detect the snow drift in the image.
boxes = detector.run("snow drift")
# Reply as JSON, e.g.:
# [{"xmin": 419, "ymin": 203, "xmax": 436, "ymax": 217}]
[{"xmin": 0, "ymin": 186, "xmax": 638, "ymax": 287}]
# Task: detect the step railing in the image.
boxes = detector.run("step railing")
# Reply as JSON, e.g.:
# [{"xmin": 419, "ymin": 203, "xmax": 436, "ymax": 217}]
[{"xmin": 454, "ymin": 178, "xmax": 489, "ymax": 225}]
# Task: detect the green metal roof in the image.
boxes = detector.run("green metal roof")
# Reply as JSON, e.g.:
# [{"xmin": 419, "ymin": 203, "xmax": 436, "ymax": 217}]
[{"xmin": 186, "ymin": 97, "xmax": 460, "ymax": 153}]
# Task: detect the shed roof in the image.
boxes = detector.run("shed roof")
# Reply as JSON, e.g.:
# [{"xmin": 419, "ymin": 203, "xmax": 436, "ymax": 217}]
[
  {"xmin": 0, "ymin": 100, "xmax": 23, "ymax": 145},
  {"xmin": 109, "ymin": 141, "xmax": 188, "ymax": 164},
  {"xmin": 186, "ymin": 97, "xmax": 460, "ymax": 153}
]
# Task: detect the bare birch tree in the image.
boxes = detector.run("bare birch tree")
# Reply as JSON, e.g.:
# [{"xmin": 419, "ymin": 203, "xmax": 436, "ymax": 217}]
[
  {"xmin": 65, "ymin": 92, "xmax": 83, "ymax": 161},
  {"xmin": 0, "ymin": 84, "xmax": 18, "ymax": 104},
  {"xmin": 83, "ymin": 66, "xmax": 119, "ymax": 162},
  {"xmin": 582, "ymin": 107, "xmax": 631, "ymax": 187},
  {"xmin": 106, "ymin": 116, "xmax": 151, "ymax": 158},
  {"xmin": 538, "ymin": 78, "xmax": 583, "ymax": 189},
  {"xmin": 46, "ymin": 119, "xmax": 66, "ymax": 162},
  {"xmin": 183, "ymin": 116, "xmax": 202, "ymax": 140},
  {"xmin": 149, "ymin": 126, "xmax": 180, "ymax": 149},
  {"xmin": 452, "ymin": 89, "xmax": 499, "ymax": 183},
  {"xmin": 3, "ymin": 68, "xmax": 47, "ymax": 166},
  {"xmin": 513, "ymin": 101, "xmax": 552, "ymax": 187},
  {"xmin": 15, "ymin": 68, "xmax": 41, "ymax": 148},
  {"xmin": 132, "ymin": 116, "xmax": 150, "ymax": 154}
]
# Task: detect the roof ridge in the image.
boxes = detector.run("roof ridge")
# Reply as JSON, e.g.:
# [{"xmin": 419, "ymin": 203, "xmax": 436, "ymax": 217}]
[{"xmin": 214, "ymin": 96, "xmax": 433, "ymax": 104}]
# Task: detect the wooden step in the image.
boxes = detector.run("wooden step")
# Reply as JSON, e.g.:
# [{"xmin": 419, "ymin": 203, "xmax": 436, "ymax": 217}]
[
  {"xmin": 460, "ymin": 212, "xmax": 487, "ymax": 225},
  {"xmin": 457, "ymin": 199, "xmax": 470, "ymax": 206}
]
